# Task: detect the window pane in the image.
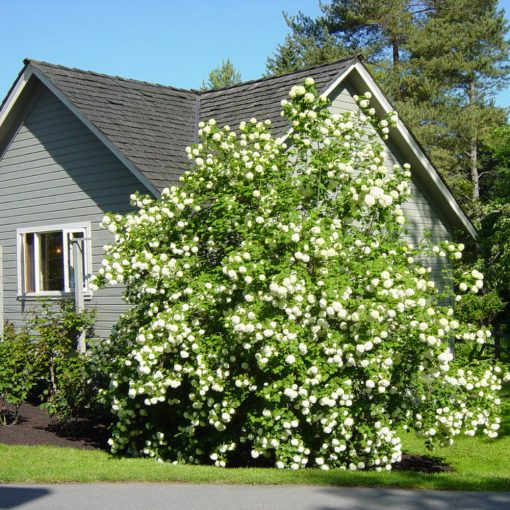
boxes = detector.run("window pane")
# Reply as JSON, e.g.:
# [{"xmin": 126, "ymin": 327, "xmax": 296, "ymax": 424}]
[
  {"xmin": 24, "ymin": 233, "xmax": 35, "ymax": 293},
  {"xmin": 39, "ymin": 232, "xmax": 64, "ymax": 291}
]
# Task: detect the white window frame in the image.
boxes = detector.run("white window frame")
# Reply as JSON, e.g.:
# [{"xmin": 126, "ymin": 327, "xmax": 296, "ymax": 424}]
[{"xmin": 16, "ymin": 222, "xmax": 92, "ymax": 298}]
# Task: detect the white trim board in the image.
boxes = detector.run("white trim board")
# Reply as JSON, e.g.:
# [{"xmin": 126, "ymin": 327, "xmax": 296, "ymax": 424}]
[
  {"xmin": 16, "ymin": 221, "xmax": 92, "ymax": 298},
  {"xmin": 0, "ymin": 68, "xmax": 32, "ymax": 128},
  {"xmin": 29, "ymin": 67, "xmax": 160, "ymax": 198},
  {"xmin": 351, "ymin": 62, "xmax": 476, "ymax": 238}
]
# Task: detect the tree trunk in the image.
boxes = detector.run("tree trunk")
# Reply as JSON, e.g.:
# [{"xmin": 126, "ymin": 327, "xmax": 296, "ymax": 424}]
[
  {"xmin": 470, "ymin": 136, "xmax": 479, "ymax": 200},
  {"xmin": 469, "ymin": 81, "xmax": 479, "ymax": 200},
  {"xmin": 392, "ymin": 38, "xmax": 400, "ymax": 67},
  {"xmin": 391, "ymin": 38, "xmax": 402, "ymax": 101}
]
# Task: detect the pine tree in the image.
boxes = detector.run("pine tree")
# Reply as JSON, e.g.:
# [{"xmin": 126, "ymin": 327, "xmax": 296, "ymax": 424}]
[
  {"xmin": 201, "ymin": 59, "xmax": 242, "ymax": 91},
  {"xmin": 266, "ymin": 12, "xmax": 351, "ymax": 76},
  {"xmin": 266, "ymin": 1, "xmax": 426, "ymax": 98},
  {"xmin": 267, "ymin": 0, "xmax": 510, "ymax": 216},
  {"xmin": 405, "ymin": 0, "xmax": 509, "ymax": 207}
]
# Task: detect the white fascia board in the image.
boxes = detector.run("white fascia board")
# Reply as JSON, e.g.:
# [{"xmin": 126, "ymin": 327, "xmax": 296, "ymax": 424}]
[
  {"xmin": 0, "ymin": 67, "xmax": 32, "ymax": 127},
  {"xmin": 351, "ymin": 63, "xmax": 477, "ymax": 239},
  {"xmin": 321, "ymin": 64, "xmax": 358, "ymax": 98},
  {"xmin": 28, "ymin": 66, "xmax": 161, "ymax": 198}
]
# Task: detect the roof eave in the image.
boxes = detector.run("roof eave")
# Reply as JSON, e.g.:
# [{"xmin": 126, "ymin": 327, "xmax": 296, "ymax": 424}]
[
  {"xmin": 0, "ymin": 58, "xmax": 477, "ymax": 239},
  {"xmin": 351, "ymin": 62, "xmax": 476, "ymax": 239},
  {"xmin": 0, "ymin": 64, "xmax": 32, "ymax": 128}
]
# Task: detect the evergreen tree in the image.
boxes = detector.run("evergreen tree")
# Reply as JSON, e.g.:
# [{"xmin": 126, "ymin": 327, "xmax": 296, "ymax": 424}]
[
  {"xmin": 267, "ymin": 0, "xmax": 510, "ymax": 217},
  {"xmin": 483, "ymin": 125, "xmax": 510, "ymax": 203},
  {"xmin": 201, "ymin": 59, "xmax": 242, "ymax": 91},
  {"xmin": 476, "ymin": 125, "xmax": 510, "ymax": 296},
  {"xmin": 266, "ymin": 12, "xmax": 351, "ymax": 76},
  {"xmin": 266, "ymin": 1, "xmax": 426, "ymax": 98},
  {"xmin": 406, "ymin": 0, "xmax": 509, "ymax": 207}
]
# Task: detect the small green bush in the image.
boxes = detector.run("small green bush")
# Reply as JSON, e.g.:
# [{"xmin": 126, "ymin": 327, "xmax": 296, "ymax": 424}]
[
  {"xmin": 0, "ymin": 323, "xmax": 37, "ymax": 424},
  {"xmin": 0, "ymin": 300, "xmax": 100, "ymax": 426}
]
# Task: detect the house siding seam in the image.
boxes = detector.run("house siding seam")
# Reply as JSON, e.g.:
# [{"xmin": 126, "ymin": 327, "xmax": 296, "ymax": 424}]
[{"xmin": 0, "ymin": 85, "xmax": 149, "ymax": 338}]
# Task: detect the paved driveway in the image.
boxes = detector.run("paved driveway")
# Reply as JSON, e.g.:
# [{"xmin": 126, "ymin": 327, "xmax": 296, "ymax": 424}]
[{"xmin": 1, "ymin": 484, "xmax": 510, "ymax": 510}]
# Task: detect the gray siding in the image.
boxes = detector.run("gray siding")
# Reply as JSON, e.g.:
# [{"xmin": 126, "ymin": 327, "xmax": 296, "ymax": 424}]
[
  {"xmin": 0, "ymin": 86, "xmax": 150, "ymax": 338},
  {"xmin": 329, "ymin": 85, "xmax": 451, "ymax": 286}
]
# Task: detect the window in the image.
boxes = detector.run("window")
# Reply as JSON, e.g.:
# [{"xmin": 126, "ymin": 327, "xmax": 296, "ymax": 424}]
[{"xmin": 17, "ymin": 223, "xmax": 91, "ymax": 296}]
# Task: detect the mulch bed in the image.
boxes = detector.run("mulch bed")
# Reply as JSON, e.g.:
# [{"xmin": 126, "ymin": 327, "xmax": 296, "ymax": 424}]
[
  {"xmin": 0, "ymin": 403, "xmax": 108, "ymax": 450},
  {"xmin": 0, "ymin": 403, "xmax": 453, "ymax": 473}
]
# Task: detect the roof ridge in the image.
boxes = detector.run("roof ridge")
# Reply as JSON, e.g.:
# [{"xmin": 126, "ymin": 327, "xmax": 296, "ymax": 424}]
[
  {"xmin": 196, "ymin": 55, "xmax": 360, "ymax": 95},
  {"xmin": 23, "ymin": 55, "xmax": 360, "ymax": 97},
  {"xmin": 24, "ymin": 58, "xmax": 198, "ymax": 95}
]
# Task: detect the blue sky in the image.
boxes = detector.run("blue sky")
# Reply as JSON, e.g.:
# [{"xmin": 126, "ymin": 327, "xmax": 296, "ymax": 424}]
[{"xmin": 1, "ymin": 0, "xmax": 510, "ymax": 106}]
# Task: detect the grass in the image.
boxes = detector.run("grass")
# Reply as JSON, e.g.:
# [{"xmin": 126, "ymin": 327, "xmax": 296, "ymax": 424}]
[{"xmin": 1, "ymin": 384, "xmax": 509, "ymax": 491}]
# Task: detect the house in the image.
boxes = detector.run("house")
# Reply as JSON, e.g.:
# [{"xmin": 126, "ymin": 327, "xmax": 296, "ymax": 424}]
[{"xmin": 0, "ymin": 56, "xmax": 476, "ymax": 338}]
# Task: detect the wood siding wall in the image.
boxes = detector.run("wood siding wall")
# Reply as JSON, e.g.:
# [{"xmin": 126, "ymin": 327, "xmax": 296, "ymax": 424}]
[
  {"xmin": 329, "ymin": 85, "xmax": 452, "ymax": 286},
  {"xmin": 0, "ymin": 86, "xmax": 149, "ymax": 338}
]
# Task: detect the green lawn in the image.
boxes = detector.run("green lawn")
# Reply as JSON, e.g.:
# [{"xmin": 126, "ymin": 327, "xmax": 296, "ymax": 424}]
[{"xmin": 1, "ymin": 385, "xmax": 509, "ymax": 490}]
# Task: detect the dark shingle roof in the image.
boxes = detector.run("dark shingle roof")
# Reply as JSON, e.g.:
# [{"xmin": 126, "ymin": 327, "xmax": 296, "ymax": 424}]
[
  {"xmin": 25, "ymin": 57, "xmax": 357, "ymax": 192},
  {"xmin": 27, "ymin": 60, "xmax": 198, "ymax": 191},
  {"xmin": 199, "ymin": 59, "xmax": 353, "ymax": 131}
]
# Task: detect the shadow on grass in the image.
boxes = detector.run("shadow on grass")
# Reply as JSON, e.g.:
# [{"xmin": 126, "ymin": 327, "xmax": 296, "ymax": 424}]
[
  {"xmin": 292, "ymin": 468, "xmax": 510, "ymax": 491},
  {"xmin": 393, "ymin": 454, "xmax": 453, "ymax": 473}
]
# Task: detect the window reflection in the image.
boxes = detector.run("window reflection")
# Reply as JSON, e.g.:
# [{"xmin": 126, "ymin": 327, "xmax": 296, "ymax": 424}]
[{"xmin": 39, "ymin": 232, "xmax": 64, "ymax": 291}]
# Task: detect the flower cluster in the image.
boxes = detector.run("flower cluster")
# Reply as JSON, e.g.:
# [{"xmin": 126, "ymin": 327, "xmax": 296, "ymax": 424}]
[{"xmin": 92, "ymin": 79, "xmax": 505, "ymax": 470}]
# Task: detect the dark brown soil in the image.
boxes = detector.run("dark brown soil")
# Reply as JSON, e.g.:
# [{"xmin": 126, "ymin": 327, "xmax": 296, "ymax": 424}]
[
  {"xmin": 0, "ymin": 404, "xmax": 453, "ymax": 473},
  {"xmin": 0, "ymin": 403, "xmax": 108, "ymax": 450}
]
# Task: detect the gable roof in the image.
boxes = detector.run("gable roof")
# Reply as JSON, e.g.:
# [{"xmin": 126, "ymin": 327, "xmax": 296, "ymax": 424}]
[
  {"xmin": 26, "ymin": 61, "xmax": 198, "ymax": 193},
  {"xmin": 5, "ymin": 58, "xmax": 353, "ymax": 193},
  {"xmin": 0, "ymin": 56, "xmax": 476, "ymax": 238}
]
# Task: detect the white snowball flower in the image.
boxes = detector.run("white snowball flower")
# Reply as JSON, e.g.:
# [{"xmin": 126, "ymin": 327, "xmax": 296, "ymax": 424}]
[
  {"xmin": 285, "ymin": 354, "xmax": 296, "ymax": 364},
  {"xmin": 364, "ymin": 194, "xmax": 376, "ymax": 207}
]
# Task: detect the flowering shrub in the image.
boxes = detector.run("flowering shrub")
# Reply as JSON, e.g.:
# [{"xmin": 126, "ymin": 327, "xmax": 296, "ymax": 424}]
[{"xmin": 92, "ymin": 79, "xmax": 506, "ymax": 471}]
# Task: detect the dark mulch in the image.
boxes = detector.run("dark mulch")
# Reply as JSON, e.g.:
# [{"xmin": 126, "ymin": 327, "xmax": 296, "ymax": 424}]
[{"xmin": 0, "ymin": 403, "xmax": 108, "ymax": 450}]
